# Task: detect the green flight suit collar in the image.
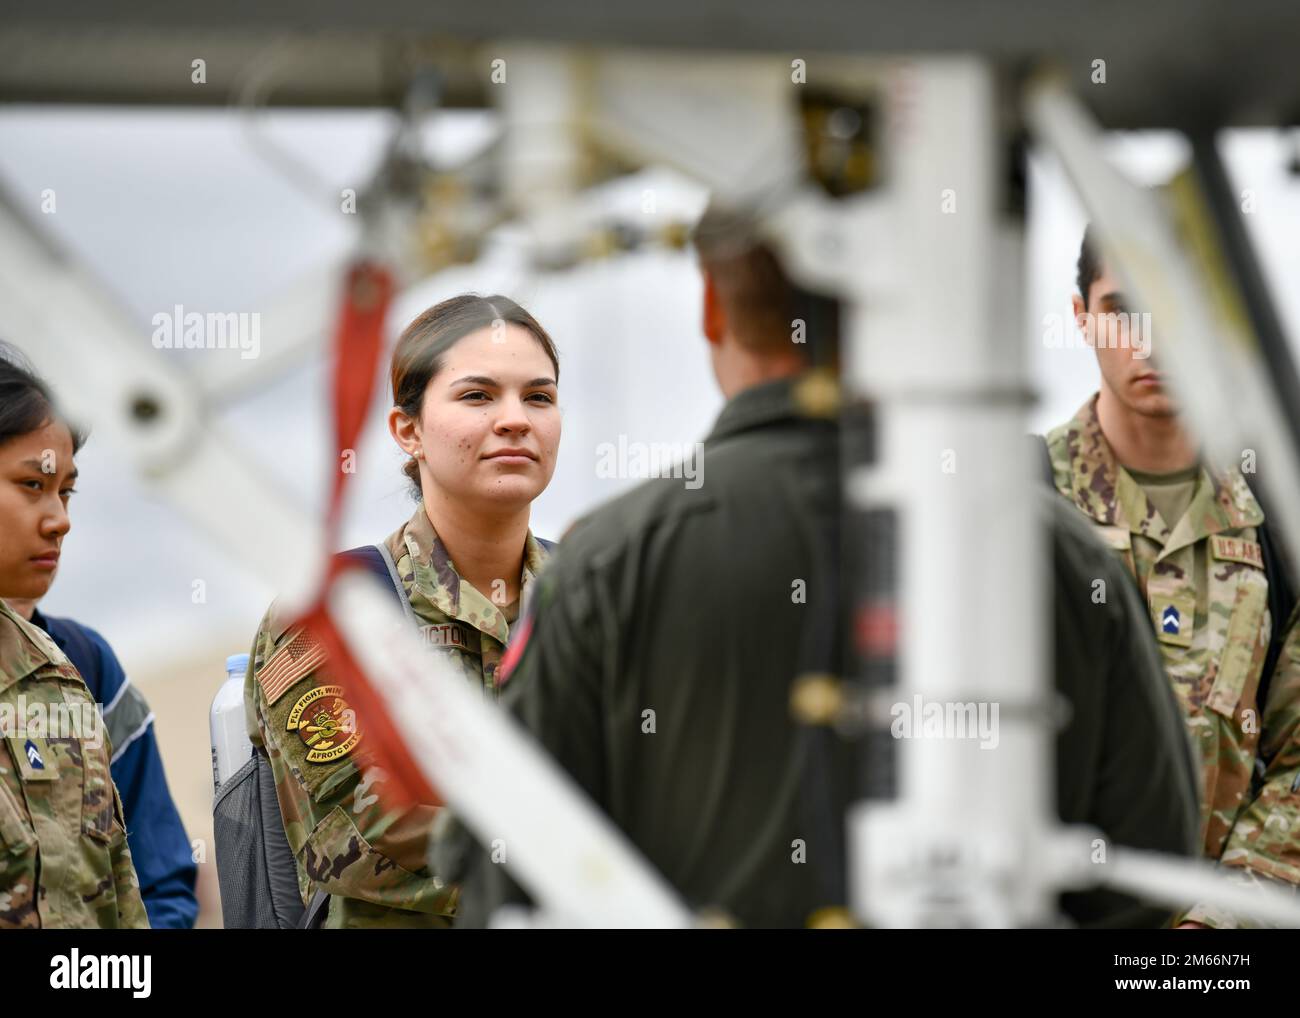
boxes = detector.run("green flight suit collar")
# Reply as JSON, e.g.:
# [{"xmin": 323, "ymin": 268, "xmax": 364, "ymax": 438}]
[
  {"xmin": 1061, "ymin": 393, "xmax": 1262, "ymax": 558},
  {"xmin": 396, "ymin": 505, "xmax": 548, "ymax": 645},
  {"xmin": 707, "ymin": 370, "xmax": 839, "ymax": 445}
]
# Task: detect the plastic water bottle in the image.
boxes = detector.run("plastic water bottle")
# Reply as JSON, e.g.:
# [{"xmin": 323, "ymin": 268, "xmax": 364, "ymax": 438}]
[{"xmin": 210, "ymin": 653, "xmax": 252, "ymax": 795}]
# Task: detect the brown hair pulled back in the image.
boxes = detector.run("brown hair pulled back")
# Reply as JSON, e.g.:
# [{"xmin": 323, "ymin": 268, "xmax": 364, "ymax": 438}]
[{"xmin": 390, "ymin": 295, "xmax": 559, "ymax": 499}]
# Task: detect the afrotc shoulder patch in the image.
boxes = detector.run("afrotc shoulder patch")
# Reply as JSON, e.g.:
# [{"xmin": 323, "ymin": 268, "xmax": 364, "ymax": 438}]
[
  {"xmin": 286, "ymin": 685, "xmax": 361, "ymax": 764},
  {"xmin": 258, "ymin": 629, "xmax": 327, "ymax": 706}
]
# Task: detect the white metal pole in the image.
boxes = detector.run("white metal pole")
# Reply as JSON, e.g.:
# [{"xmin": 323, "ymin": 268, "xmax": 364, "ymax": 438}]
[{"xmin": 852, "ymin": 58, "xmax": 1053, "ymax": 928}]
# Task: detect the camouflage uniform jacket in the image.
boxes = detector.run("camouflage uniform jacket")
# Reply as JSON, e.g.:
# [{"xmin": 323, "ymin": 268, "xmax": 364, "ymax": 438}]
[
  {"xmin": 243, "ymin": 506, "xmax": 549, "ymax": 928},
  {"xmin": 1047, "ymin": 394, "xmax": 1300, "ymax": 925},
  {"xmin": 0, "ymin": 599, "xmax": 148, "ymax": 928}
]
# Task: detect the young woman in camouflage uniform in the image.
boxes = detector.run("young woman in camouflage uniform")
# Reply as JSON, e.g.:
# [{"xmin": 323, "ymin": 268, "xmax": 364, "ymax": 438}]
[
  {"xmin": 0, "ymin": 348, "xmax": 147, "ymax": 929},
  {"xmin": 243, "ymin": 295, "xmax": 562, "ymax": 928}
]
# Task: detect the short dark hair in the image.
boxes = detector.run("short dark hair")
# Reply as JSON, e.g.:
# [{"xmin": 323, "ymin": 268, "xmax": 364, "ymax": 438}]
[
  {"xmin": 691, "ymin": 201, "xmax": 839, "ymax": 363},
  {"xmin": 1076, "ymin": 224, "xmax": 1103, "ymax": 307},
  {"xmin": 389, "ymin": 294, "xmax": 559, "ymax": 500},
  {"xmin": 0, "ymin": 342, "xmax": 87, "ymax": 453}
]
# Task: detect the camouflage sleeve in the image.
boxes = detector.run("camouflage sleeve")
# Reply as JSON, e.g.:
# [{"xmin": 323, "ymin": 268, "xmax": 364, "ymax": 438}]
[
  {"xmin": 245, "ymin": 606, "xmax": 456, "ymax": 922},
  {"xmin": 109, "ymin": 786, "xmax": 150, "ymax": 929},
  {"xmin": 66, "ymin": 675, "xmax": 150, "ymax": 929},
  {"xmin": 1181, "ymin": 613, "xmax": 1300, "ymax": 928}
]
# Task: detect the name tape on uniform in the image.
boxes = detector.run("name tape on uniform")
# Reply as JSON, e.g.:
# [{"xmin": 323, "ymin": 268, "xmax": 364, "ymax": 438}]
[
  {"xmin": 420, "ymin": 622, "xmax": 479, "ymax": 654},
  {"xmin": 1210, "ymin": 535, "xmax": 1264, "ymax": 569}
]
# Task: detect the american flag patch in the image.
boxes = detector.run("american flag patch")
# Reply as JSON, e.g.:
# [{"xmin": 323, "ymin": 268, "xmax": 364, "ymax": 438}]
[{"xmin": 258, "ymin": 630, "xmax": 327, "ymax": 706}]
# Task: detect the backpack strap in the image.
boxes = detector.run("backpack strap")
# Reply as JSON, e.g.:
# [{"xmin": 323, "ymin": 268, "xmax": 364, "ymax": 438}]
[
  {"xmin": 254, "ymin": 747, "xmax": 310, "ymax": 929},
  {"xmin": 337, "ymin": 544, "xmax": 413, "ymax": 620},
  {"xmin": 300, "ymin": 887, "xmax": 331, "ymax": 929},
  {"xmin": 1253, "ymin": 507, "xmax": 1296, "ymax": 725}
]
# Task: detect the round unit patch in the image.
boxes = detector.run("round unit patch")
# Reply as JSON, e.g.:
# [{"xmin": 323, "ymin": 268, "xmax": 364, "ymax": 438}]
[{"xmin": 286, "ymin": 684, "xmax": 361, "ymax": 764}]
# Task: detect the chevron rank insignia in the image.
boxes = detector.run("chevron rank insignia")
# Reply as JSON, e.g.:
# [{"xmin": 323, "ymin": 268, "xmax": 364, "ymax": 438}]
[
  {"xmin": 8, "ymin": 736, "xmax": 58, "ymax": 782},
  {"xmin": 1150, "ymin": 592, "xmax": 1195, "ymax": 648}
]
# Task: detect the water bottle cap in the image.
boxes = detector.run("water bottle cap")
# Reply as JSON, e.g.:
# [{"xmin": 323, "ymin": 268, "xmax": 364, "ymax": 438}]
[{"xmin": 226, "ymin": 653, "xmax": 250, "ymax": 675}]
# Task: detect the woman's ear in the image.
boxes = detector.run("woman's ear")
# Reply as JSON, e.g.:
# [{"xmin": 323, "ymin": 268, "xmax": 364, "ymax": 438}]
[
  {"xmin": 1072, "ymin": 293, "xmax": 1088, "ymax": 334},
  {"xmin": 388, "ymin": 406, "xmax": 421, "ymax": 456}
]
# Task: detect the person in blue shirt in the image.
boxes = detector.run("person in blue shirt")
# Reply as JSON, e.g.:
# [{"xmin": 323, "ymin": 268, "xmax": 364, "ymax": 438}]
[{"xmin": 3, "ymin": 597, "xmax": 200, "ymax": 929}]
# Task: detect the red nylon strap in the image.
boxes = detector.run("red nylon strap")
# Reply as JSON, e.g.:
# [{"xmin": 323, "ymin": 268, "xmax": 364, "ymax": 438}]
[
  {"xmin": 496, "ymin": 612, "xmax": 533, "ymax": 689},
  {"xmin": 296, "ymin": 261, "xmax": 440, "ymax": 810}
]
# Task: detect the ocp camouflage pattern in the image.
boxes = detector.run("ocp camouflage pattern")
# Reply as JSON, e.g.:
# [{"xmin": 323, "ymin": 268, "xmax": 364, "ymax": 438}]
[
  {"xmin": 1048, "ymin": 396, "xmax": 1300, "ymax": 927},
  {"xmin": 243, "ymin": 506, "xmax": 548, "ymax": 928},
  {"xmin": 0, "ymin": 599, "xmax": 148, "ymax": 929}
]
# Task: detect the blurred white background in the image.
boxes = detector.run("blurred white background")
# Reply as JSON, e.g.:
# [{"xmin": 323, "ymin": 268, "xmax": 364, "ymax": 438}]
[
  {"xmin": 0, "ymin": 107, "xmax": 721, "ymax": 664},
  {"xmin": 3, "ymin": 110, "xmax": 1296, "ymax": 664}
]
